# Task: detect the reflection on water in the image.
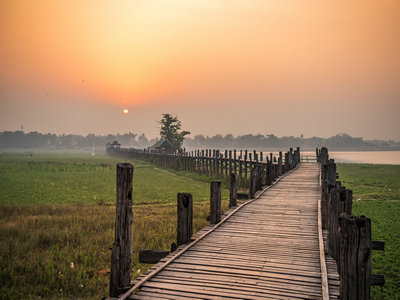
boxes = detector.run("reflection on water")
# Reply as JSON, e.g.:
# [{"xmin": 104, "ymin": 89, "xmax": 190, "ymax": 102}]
[{"xmin": 302, "ymin": 151, "xmax": 400, "ymax": 165}]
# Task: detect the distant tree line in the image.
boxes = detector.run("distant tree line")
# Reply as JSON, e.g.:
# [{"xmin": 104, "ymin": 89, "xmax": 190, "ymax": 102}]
[
  {"xmin": 0, "ymin": 131, "xmax": 157, "ymax": 150},
  {"xmin": 0, "ymin": 131, "xmax": 399, "ymax": 151}
]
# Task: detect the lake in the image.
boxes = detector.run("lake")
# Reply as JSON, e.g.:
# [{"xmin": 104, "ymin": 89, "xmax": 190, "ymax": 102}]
[{"xmin": 302, "ymin": 151, "xmax": 400, "ymax": 165}]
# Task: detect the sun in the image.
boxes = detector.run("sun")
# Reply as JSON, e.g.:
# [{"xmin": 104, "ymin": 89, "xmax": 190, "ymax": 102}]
[{"xmin": 123, "ymin": 109, "xmax": 128, "ymax": 114}]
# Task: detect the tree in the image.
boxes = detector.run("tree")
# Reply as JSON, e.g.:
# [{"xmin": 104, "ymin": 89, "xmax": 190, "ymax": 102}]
[{"xmin": 159, "ymin": 113, "xmax": 190, "ymax": 150}]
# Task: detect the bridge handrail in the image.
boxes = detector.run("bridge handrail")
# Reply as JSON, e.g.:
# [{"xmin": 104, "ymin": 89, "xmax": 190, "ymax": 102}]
[
  {"xmin": 317, "ymin": 147, "xmax": 385, "ymax": 299},
  {"xmin": 107, "ymin": 146, "xmax": 302, "ymax": 189}
]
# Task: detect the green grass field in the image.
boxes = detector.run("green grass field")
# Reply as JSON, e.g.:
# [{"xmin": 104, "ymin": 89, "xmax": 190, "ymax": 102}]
[
  {"xmin": 0, "ymin": 153, "xmax": 398, "ymax": 299},
  {"xmin": 337, "ymin": 163, "xmax": 400, "ymax": 299},
  {"xmin": 0, "ymin": 152, "xmax": 229, "ymax": 299}
]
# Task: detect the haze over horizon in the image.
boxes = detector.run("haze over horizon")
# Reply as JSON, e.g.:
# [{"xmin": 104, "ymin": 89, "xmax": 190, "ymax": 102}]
[{"xmin": 1, "ymin": 1, "xmax": 399, "ymax": 141}]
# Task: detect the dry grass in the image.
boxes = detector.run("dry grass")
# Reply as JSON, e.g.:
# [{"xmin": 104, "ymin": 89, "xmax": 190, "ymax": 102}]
[{"xmin": 0, "ymin": 201, "xmax": 228, "ymax": 299}]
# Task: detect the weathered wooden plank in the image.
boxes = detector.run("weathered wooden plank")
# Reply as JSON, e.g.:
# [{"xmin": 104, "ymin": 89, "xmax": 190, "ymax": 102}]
[{"xmin": 156, "ymin": 271, "xmax": 324, "ymax": 294}]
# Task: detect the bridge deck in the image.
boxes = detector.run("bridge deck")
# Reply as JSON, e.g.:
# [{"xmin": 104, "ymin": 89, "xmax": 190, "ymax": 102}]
[{"xmin": 129, "ymin": 163, "xmax": 339, "ymax": 299}]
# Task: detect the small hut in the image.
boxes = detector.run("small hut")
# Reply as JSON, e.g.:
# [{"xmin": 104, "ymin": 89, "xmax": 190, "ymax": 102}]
[
  {"xmin": 149, "ymin": 139, "xmax": 175, "ymax": 153},
  {"xmin": 106, "ymin": 141, "xmax": 121, "ymax": 151}
]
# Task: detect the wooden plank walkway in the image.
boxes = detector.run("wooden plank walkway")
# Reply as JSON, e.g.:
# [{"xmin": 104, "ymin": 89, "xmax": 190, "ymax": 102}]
[{"xmin": 128, "ymin": 163, "xmax": 339, "ymax": 299}]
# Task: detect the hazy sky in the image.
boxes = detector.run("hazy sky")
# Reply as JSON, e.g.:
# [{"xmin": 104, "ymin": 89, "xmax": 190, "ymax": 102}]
[{"xmin": 1, "ymin": 0, "xmax": 399, "ymax": 140}]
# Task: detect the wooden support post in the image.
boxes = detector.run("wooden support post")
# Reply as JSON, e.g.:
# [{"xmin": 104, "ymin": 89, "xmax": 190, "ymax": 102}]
[
  {"xmin": 212, "ymin": 149, "xmax": 216, "ymax": 177},
  {"xmin": 327, "ymin": 187, "xmax": 341, "ymax": 263},
  {"xmin": 219, "ymin": 152, "xmax": 223, "ymax": 176},
  {"xmin": 224, "ymin": 150, "xmax": 228, "ymax": 177},
  {"xmin": 216, "ymin": 150, "xmax": 220, "ymax": 177},
  {"xmin": 238, "ymin": 159, "xmax": 242, "ymax": 187},
  {"xmin": 256, "ymin": 164, "xmax": 262, "ymax": 190},
  {"xmin": 244, "ymin": 150, "xmax": 248, "ymax": 186},
  {"xmin": 234, "ymin": 149, "xmax": 237, "ymax": 175},
  {"xmin": 201, "ymin": 150, "xmax": 205, "ymax": 174},
  {"xmin": 110, "ymin": 163, "xmax": 134, "ymax": 297},
  {"xmin": 210, "ymin": 182, "xmax": 221, "ymax": 224},
  {"xmin": 229, "ymin": 172, "xmax": 237, "ymax": 208},
  {"xmin": 229, "ymin": 150, "xmax": 232, "ymax": 175},
  {"xmin": 339, "ymin": 214, "xmax": 372, "ymax": 300},
  {"xmin": 341, "ymin": 189, "xmax": 353, "ymax": 215},
  {"xmin": 296, "ymin": 147, "xmax": 300, "ymax": 163},
  {"xmin": 249, "ymin": 167, "xmax": 256, "ymax": 199},
  {"xmin": 208, "ymin": 149, "xmax": 212, "ymax": 176},
  {"xmin": 177, "ymin": 193, "xmax": 193, "ymax": 246},
  {"xmin": 196, "ymin": 150, "xmax": 200, "ymax": 174},
  {"xmin": 319, "ymin": 147, "xmax": 329, "ymax": 164},
  {"xmin": 205, "ymin": 149, "xmax": 209, "ymax": 175},
  {"xmin": 321, "ymin": 159, "xmax": 336, "ymax": 228},
  {"xmin": 284, "ymin": 152, "xmax": 289, "ymax": 171}
]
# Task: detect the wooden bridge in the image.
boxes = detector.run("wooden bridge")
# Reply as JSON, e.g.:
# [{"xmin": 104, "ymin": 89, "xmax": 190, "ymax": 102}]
[
  {"xmin": 108, "ymin": 147, "xmax": 384, "ymax": 300},
  {"xmin": 116, "ymin": 163, "xmax": 337, "ymax": 299}
]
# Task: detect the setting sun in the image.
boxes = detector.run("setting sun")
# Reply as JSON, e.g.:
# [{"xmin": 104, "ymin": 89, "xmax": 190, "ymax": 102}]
[{"xmin": 123, "ymin": 109, "xmax": 128, "ymax": 114}]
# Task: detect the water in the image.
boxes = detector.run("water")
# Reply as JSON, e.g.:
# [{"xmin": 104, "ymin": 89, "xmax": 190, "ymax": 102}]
[
  {"xmin": 301, "ymin": 151, "xmax": 400, "ymax": 165},
  {"xmin": 326, "ymin": 151, "xmax": 400, "ymax": 165}
]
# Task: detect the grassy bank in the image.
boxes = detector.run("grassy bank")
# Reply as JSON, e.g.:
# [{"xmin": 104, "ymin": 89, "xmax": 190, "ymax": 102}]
[
  {"xmin": 0, "ymin": 153, "xmax": 229, "ymax": 299},
  {"xmin": 337, "ymin": 163, "xmax": 400, "ymax": 299}
]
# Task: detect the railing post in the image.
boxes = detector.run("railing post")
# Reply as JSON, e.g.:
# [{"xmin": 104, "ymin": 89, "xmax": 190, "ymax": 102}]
[
  {"xmin": 249, "ymin": 167, "xmax": 256, "ymax": 199},
  {"xmin": 284, "ymin": 152, "xmax": 289, "ymax": 171},
  {"xmin": 229, "ymin": 150, "xmax": 232, "ymax": 175},
  {"xmin": 110, "ymin": 163, "xmax": 134, "ymax": 297},
  {"xmin": 224, "ymin": 150, "xmax": 228, "ymax": 177},
  {"xmin": 177, "ymin": 193, "xmax": 193, "ymax": 246},
  {"xmin": 234, "ymin": 149, "xmax": 237, "ymax": 175},
  {"xmin": 210, "ymin": 181, "xmax": 221, "ymax": 224},
  {"xmin": 320, "ymin": 147, "xmax": 329, "ymax": 164},
  {"xmin": 244, "ymin": 150, "xmax": 248, "ymax": 187},
  {"xmin": 339, "ymin": 214, "xmax": 372, "ymax": 300},
  {"xmin": 229, "ymin": 173, "xmax": 237, "ymax": 208},
  {"xmin": 321, "ymin": 159, "xmax": 336, "ymax": 228},
  {"xmin": 327, "ymin": 185, "xmax": 341, "ymax": 264}
]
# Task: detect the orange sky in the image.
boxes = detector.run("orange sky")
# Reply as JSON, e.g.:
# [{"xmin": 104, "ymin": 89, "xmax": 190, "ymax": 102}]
[{"xmin": 1, "ymin": 0, "xmax": 399, "ymax": 140}]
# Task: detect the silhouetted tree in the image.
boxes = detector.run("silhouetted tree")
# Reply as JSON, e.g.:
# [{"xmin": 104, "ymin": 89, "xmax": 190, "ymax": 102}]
[{"xmin": 159, "ymin": 113, "xmax": 190, "ymax": 150}]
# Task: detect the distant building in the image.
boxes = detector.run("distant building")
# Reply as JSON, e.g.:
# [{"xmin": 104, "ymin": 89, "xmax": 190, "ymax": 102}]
[{"xmin": 149, "ymin": 139, "xmax": 175, "ymax": 153}]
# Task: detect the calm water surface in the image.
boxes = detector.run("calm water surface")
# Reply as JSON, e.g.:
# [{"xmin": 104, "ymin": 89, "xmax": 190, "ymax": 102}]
[{"xmin": 302, "ymin": 151, "xmax": 400, "ymax": 165}]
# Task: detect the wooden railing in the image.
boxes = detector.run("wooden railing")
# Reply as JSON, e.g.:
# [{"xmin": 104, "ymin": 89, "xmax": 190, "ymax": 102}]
[
  {"xmin": 107, "ymin": 146, "xmax": 301, "ymax": 188},
  {"xmin": 317, "ymin": 147, "xmax": 385, "ymax": 300}
]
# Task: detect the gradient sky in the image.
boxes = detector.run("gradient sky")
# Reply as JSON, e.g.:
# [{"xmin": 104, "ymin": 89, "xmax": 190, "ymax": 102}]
[{"xmin": 1, "ymin": 0, "xmax": 399, "ymax": 140}]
